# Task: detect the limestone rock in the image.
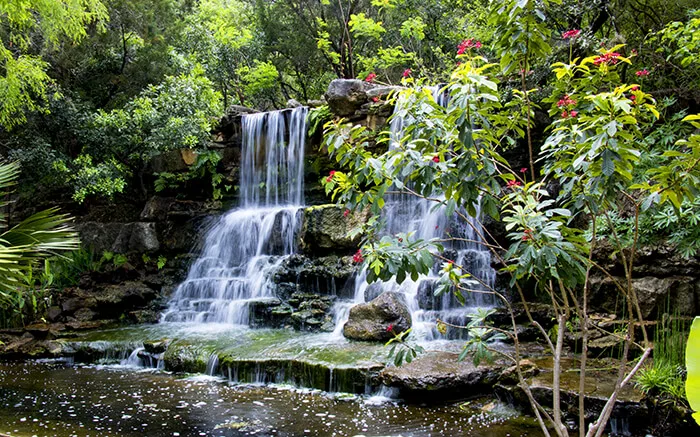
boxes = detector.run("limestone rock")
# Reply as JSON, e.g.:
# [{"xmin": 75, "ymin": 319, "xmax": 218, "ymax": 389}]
[
  {"xmin": 325, "ymin": 79, "xmax": 374, "ymax": 116},
  {"xmin": 300, "ymin": 205, "xmax": 369, "ymax": 254},
  {"xmin": 286, "ymin": 99, "xmax": 302, "ymax": 108},
  {"xmin": 343, "ymin": 292, "xmax": 411, "ymax": 341},
  {"xmin": 366, "ymin": 85, "xmax": 404, "ymax": 99},
  {"xmin": 379, "ymin": 351, "xmax": 502, "ymax": 400}
]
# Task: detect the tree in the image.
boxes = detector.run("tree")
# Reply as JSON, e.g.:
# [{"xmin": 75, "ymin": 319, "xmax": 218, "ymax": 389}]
[
  {"xmin": 321, "ymin": 30, "xmax": 700, "ymax": 437},
  {"xmin": 0, "ymin": 0, "xmax": 108, "ymax": 129}
]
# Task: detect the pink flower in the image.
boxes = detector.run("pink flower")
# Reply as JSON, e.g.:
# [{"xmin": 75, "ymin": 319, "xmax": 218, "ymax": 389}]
[
  {"xmin": 326, "ymin": 170, "xmax": 336, "ymax": 183},
  {"xmin": 506, "ymin": 180, "xmax": 521, "ymax": 188},
  {"xmin": 562, "ymin": 29, "xmax": 581, "ymax": 39},
  {"xmin": 353, "ymin": 249, "xmax": 364, "ymax": 263},
  {"xmin": 402, "ymin": 68, "xmax": 412, "ymax": 78},
  {"xmin": 522, "ymin": 229, "xmax": 533, "ymax": 241},
  {"xmin": 432, "ymin": 155, "xmax": 440, "ymax": 163},
  {"xmin": 386, "ymin": 324, "xmax": 394, "ymax": 332},
  {"xmin": 631, "ymin": 85, "xmax": 640, "ymax": 91},
  {"xmin": 635, "ymin": 69, "xmax": 649, "ymax": 77},
  {"xmin": 372, "ymin": 97, "xmax": 380, "ymax": 102},
  {"xmin": 561, "ymin": 110, "xmax": 568, "ymax": 118},
  {"xmin": 630, "ymin": 95, "xmax": 636, "ymax": 101},
  {"xmin": 520, "ymin": 167, "xmax": 528, "ymax": 173},
  {"xmin": 365, "ymin": 72, "xmax": 377, "ymax": 82},
  {"xmin": 343, "ymin": 209, "xmax": 350, "ymax": 217},
  {"xmin": 569, "ymin": 110, "xmax": 578, "ymax": 117}
]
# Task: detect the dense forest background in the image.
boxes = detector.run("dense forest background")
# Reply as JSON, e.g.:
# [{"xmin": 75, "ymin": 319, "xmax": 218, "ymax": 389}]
[{"xmin": 2, "ymin": 0, "xmax": 699, "ymax": 213}]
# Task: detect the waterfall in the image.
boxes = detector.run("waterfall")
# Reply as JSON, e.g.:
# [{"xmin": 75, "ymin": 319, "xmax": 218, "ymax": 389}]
[
  {"xmin": 161, "ymin": 107, "xmax": 308, "ymax": 324},
  {"xmin": 330, "ymin": 87, "xmax": 496, "ymax": 341}
]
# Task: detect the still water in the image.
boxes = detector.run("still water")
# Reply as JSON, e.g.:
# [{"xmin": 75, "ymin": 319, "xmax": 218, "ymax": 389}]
[{"xmin": 0, "ymin": 361, "xmax": 542, "ymax": 437}]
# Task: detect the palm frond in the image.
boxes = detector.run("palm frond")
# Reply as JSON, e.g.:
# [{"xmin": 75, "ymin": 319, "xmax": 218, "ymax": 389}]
[{"xmin": 1, "ymin": 208, "xmax": 80, "ymax": 256}]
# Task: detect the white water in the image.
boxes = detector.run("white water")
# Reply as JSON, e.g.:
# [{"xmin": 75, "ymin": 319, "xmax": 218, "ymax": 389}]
[
  {"xmin": 161, "ymin": 107, "xmax": 308, "ymax": 324},
  {"xmin": 330, "ymin": 86, "xmax": 496, "ymax": 341}
]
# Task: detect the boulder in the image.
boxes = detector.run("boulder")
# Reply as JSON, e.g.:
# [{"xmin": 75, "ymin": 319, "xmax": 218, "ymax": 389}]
[
  {"xmin": 379, "ymin": 351, "xmax": 502, "ymax": 401},
  {"xmin": 300, "ymin": 205, "xmax": 369, "ymax": 254},
  {"xmin": 286, "ymin": 99, "xmax": 303, "ymax": 108},
  {"xmin": 343, "ymin": 291, "xmax": 411, "ymax": 341},
  {"xmin": 325, "ymin": 79, "xmax": 374, "ymax": 116},
  {"xmin": 366, "ymin": 85, "xmax": 404, "ymax": 99}
]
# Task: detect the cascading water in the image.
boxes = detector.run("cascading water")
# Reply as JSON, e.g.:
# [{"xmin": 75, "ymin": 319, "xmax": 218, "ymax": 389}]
[
  {"xmin": 331, "ymin": 87, "xmax": 496, "ymax": 341},
  {"xmin": 161, "ymin": 107, "xmax": 308, "ymax": 325}
]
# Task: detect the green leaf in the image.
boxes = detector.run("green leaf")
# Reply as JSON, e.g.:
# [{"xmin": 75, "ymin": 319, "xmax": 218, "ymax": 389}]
[{"xmin": 686, "ymin": 317, "xmax": 700, "ymax": 425}]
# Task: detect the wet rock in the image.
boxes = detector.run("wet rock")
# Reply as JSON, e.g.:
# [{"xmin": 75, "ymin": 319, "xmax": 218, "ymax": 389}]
[
  {"xmin": 128, "ymin": 310, "xmax": 160, "ymax": 324},
  {"xmin": 498, "ymin": 359, "xmax": 539, "ymax": 385},
  {"xmin": 588, "ymin": 275, "xmax": 697, "ymax": 318},
  {"xmin": 343, "ymin": 291, "xmax": 411, "ymax": 341},
  {"xmin": 144, "ymin": 339, "xmax": 171, "ymax": 354},
  {"xmin": 272, "ymin": 254, "xmax": 356, "ymax": 297},
  {"xmin": 47, "ymin": 306, "xmax": 62, "ymax": 322},
  {"xmin": 76, "ymin": 222, "xmax": 160, "ymax": 254},
  {"xmin": 300, "ymin": 205, "xmax": 369, "ymax": 254},
  {"xmin": 380, "ymin": 351, "xmax": 502, "ymax": 401},
  {"xmin": 325, "ymin": 79, "xmax": 374, "ymax": 117},
  {"xmin": 73, "ymin": 307, "xmax": 97, "ymax": 321},
  {"xmin": 286, "ymin": 99, "xmax": 302, "ymax": 108},
  {"xmin": 140, "ymin": 196, "xmax": 176, "ymax": 221}
]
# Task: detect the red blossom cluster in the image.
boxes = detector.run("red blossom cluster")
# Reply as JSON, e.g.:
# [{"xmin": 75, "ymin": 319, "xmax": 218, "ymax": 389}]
[
  {"xmin": 352, "ymin": 249, "xmax": 364, "ymax": 263},
  {"xmin": 386, "ymin": 324, "xmax": 394, "ymax": 332},
  {"xmin": 457, "ymin": 38, "xmax": 481, "ymax": 54},
  {"xmin": 557, "ymin": 95, "xmax": 576, "ymax": 108},
  {"xmin": 593, "ymin": 52, "xmax": 621, "ymax": 66},
  {"xmin": 522, "ymin": 229, "xmax": 533, "ymax": 241},
  {"xmin": 432, "ymin": 155, "xmax": 440, "ymax": 163},
  {"xmin": 562, "ymin": 29, "xmax": 581, "ymax": 39},
  {"xmin": 343, "ymin": 209, "xmax": 350, "ymax": 217},
  {"xmin": 520, "ymin": 167, "xmax": 528, "ymax": 173},
  {"xmin": 561, "ymin": 110, "xmax": 578, "ymax": 118},
  {"xmin": 326, "ymin": 170, "xmax": 336, "ymax": 183},
  {"xmin": 635, "ymin": 69, "xmax": 650, "ymax": 77},
  {"xmin": 506, "ymin": 179, "xmax": 521, "ymax": 188},
  {"xmin": 365, "ymin": 72, "xmax": 377, "ymax": 82},
  {"xmin": 372, "ymin": 97, "xmax": 380, "ymax": 102},
  {"xmin": 403, "ymin": 68, "xmax": 412, "ymax": 78}
]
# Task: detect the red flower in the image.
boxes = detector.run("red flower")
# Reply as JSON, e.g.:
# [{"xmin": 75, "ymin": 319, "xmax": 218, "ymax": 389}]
[
  {"xmin": 506, "ymin": 180, "xmax": 521, "ymax": 188},
  {"xmin": 344, "ymin": 209, "xmax": 350, "ymax": 217},
  {"xmin": 365, "ymin": 72, "xmax": 377, "ymax": 82},
  {"xmin": 522, "ymin": 229, "xmax": 533, "ymax": 241},
  {"xmin": 326, "ymin": 170, "xmax": 336, "ymax": 183},
  {"xmin": 386, "ymin": 324, "xmax": 394, "ymax": 332},
  {"xmin": 457, "ymin": 39, "xmax": 481, "ymax": 54},
  {"xmin": 519, "ymin": 167, "xmax": 528, "ymax": 173},
  {"xmin": 593, "ymin": 52, "xmax": 621, "ymax": 66},
  {"xmin": 398, "ymin": 237, "xmax": 403, "ymax": 242},
  {"xmin": 403, "ymin": 68, "xmax": 412, "ymax": 78},
  {"xmin": 561, "ymin": 110, "xmax": 568, "ymax": 118},
  {"xmin": 635, "ymin": 69, "xmax": 650, "ymax": 77},
  {"xmin": 569, "ymin": 110, "xmax": 578, "ymax": 118},
  {"xmin": 432, "ymin": 155, "xmax": 440, "ymax": 163},
  {"xmin": 631, "ymin": 49, "xmax": 638, "ymax": 55},
  {"xmin": 557, "ymin": 95, "xmax": 576, "ymax": 108},
  {"xmin": 562, "ymin": 29, "xmax": 581, "ymax": 39},
  {"xmin": 372, "ymin": 97, "xmax": 380, "ymax": 102},
  {"xmin": 630, "ymin": 95, "xmax": 636, "ymax": 101},
  {"xmin": 352, "ymin": 249, "xmax": 364, "ymax": 263},
  {"xmin": 631, "ymin": 85, "xmax": 640, "ymax": 91}
]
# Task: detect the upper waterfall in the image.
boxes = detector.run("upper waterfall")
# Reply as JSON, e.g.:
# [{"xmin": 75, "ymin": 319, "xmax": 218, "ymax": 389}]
[{"xmin": 161, "ymin": 107, "xmax": 308, "ymax": 324}]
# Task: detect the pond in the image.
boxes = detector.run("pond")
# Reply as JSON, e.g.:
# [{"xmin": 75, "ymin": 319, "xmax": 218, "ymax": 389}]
[{"xmin": 0, "ymin": 361, "xmax": 543, "ymax": 437}]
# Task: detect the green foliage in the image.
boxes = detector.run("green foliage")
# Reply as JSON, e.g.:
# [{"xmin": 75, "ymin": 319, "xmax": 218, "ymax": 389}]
[
  {"xmin": 53, "ymin": 155, "xmax": 128, "ymax": 204},
  {"xmin": 49, "ymin": 248, "xmax": 104, "ymax": 288},
  {"xmin": 0, "ymin": 162, "xmax": 79, "ymax": 324},
  {"xmin": 386, "ymin": 327, "xmax": 425, "ymax": 366},
  {"xmin": 307, "ymin": 105, "xmax": 333, "ymax": 136},
  {"xmin": 686, "ymin": 317, "xmax": 700, "ymax": 425},
  {"xmin": 236, "ymin": 61, "xmax": 280, "ymax": 102},
  {"xmin": 0, "ymin": 0, "xmax": 108, "ymax": 128},
  {"xmin": 155, "ymin": 151, "xmax": 229, "ymax": 200}
]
